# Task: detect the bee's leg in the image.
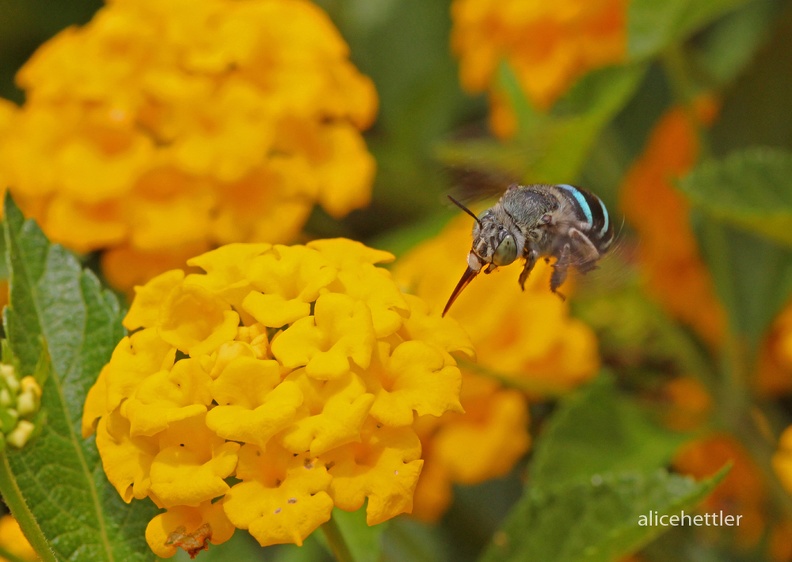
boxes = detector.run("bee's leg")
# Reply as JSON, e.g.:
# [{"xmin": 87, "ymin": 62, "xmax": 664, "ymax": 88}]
[
  {"xmin": 568, "ymin": 228, "xmax": 601, "ymax": 274},
  {"xmin": 518, "ymin": 249, "xmax": 538, "ymax": 290},
  {"xmin": 550, "ymin": 243, "xmax": 572, "ymax": 299}
]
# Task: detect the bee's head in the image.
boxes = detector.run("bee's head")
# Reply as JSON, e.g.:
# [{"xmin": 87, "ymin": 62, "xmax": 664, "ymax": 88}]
[
  {"xmin": 470, "ymin": 210, "xmax": 518, "ymax": 272},
  {"xmin": 443, "ymin": 196, "xmax": 520, "ymax": 316}
]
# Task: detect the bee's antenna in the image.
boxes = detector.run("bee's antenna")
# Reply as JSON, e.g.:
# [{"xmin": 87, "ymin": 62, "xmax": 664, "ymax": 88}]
[{"xmin": 448, "ymin": 195, "xmax": 482, "ymax": 227}]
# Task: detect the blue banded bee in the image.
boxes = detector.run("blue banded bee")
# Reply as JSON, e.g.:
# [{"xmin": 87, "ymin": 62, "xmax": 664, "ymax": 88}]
[{"xmin": 442, "ymin": 183, "xmax": 615, "ymax": 316}]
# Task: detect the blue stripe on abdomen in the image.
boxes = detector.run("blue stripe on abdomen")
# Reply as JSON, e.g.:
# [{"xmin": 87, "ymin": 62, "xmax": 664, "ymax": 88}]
[
  {"xmin": 557, "ymin": 184, "xmax": 593, "ymax": 227},
  {"xmin": 596, "ymin": 196, "xmax": 609, "ymax": 237}
]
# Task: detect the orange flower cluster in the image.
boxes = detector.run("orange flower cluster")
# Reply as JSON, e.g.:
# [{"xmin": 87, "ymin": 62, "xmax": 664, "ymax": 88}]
[
  {"xmin": 395, "ymin": 214, "xmax": 599, "ymax": 519},
  {"xmin": 451, "ymin": 0, "xmax": 626, "ymax": 136},
  {"xmin": 82, "ymin": 239, "xmax": 472, "ymax": 557},
  {"xmin": 619, "ymin": 99, "xmax": 726, "ymax": 346},
  {"xmin": 0, "ymin": 0, "xmax": 376, "ymax": 291}
]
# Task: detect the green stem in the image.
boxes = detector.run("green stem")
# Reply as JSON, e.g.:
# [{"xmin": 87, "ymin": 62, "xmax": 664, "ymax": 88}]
[
  {"xmin": 0, "ymin": 451, "xmax": 57, "ymax": 562},
  {"xmin": 321, "ymin": 513, "xmax": 355, "ymax": 562}
]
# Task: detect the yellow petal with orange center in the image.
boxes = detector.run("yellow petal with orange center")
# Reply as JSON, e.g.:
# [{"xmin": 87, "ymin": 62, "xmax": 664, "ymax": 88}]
[
  {"xmin": 279, "ymin": 370, "xmax": 374, "ymax": 456},
  {"xmin": 149, "ymin": 414, "xmax": 240, "ymax": 507},
  {"xmin": 121, "ymin": 358, "xmax": 212, "ymax": 437},
  {"xmin": 206, "ymin": 356, "xmax": 303, "ymax": 449},
  {"xmin": 158, "ymin": 282, "xmax": 240, "ymax": 356},
  {"xmin": 367, "ymin": 341, "xmax": 464, "ymax": 427},
  {"xmin": 95, "ymin": 408, "xmax": 159, "ymax": 503},
  {"xmin": 325, "ymin": 421, "xmax": 423, "ymax": 525},
  {"xmin": 224, "ymin": 443, "xmax": 333, "ymax": 546},
  {"xmin": 124, "ymin": 269, "xmax": 185, "ymax": 331},
  {"xmin": 271, "ymin": 293, "xmax": 376, "ymax": 380}
]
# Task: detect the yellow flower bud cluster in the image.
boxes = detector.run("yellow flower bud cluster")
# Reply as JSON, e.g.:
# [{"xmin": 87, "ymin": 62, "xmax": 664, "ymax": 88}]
[
  {"xmin": 0, "ymin": 0, "xmax": 377, "ymax": 291},
  {"xmin": 82, "ymin": 239, "xmax": 473, "ymax": 558},
  {"xmin": 0, "ymin": 363, "xmax": 42, "ymax": 450}
]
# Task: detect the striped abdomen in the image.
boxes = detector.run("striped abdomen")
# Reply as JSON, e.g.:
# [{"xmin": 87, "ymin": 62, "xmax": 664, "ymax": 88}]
[{"xmin": 555, "ymin": 184, "xmax": 615, "ymax": 252}]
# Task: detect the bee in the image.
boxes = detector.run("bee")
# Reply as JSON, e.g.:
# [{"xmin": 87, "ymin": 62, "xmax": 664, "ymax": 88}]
[{"xmin": 442, "ymin": 183, "xmax": 615, "ymax": 316}]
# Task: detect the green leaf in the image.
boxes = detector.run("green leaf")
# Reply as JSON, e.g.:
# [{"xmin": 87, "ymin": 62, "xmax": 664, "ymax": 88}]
[
  {"xmin": 690, "ymin": 0, "xmax": 782, "ymax": 87},
  {"xmin": 0, "ymin": 220, "xmax": 7, "ymax": 280},
  {"xmin": 479, "ymin": 467, "xmax": 729, "ymax": 562},
  {"xmin": 628, "ymin": 0, "xmax": 749, "ymax": 60},
  {"xmin": 693, "ymin": 218, "xmax": 792, "ymax": 353},
  {"xmin": 678, "ymin": 148, "xmax": 792, "ymax": 349},
  {"xmin": 678, "ymin": 148, "xmax": 792, "ymax": 247},
  {"xmin": 531, "ymin": 375, "xmax": 690, "ymax": 490},
  {"xmin": 0, "ymin": 193, "xmax": 157, "ymax": 561}
]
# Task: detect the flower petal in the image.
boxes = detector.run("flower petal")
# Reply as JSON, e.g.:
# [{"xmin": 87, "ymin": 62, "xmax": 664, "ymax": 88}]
[
  {"xmin": 279, "ymin": 370, "xmax": 374, "ymax": 456},
  {"xmin": 366, "ymin": 341, "xmax": 464, "ymax": 427},
  {"xmin": 206, "ymin": 356, "xmax": 303, "ymax": 449},
  {"xmin": 158, "ymin": 282, "xmax": 240, "ymax": 356},
  {"xmin": 149, "ymin": 414, "xmax": 240, "ymax": 507},
  {"xmin": 271, "ymin": 293, "xmax": 376, "ymax": 380},
  {"xmin": 325, "ymin": 420, "xmax": 423, "ymax": 525},
  {"xmin": 224, "ymin": 443, "xmax": 333, "ymax": 546},
  {"xmin": 145, "ymin": 501, "xmax": 235, "ymax": 559}
]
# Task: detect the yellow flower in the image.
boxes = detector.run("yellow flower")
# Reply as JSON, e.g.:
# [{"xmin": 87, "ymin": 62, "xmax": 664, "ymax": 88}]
[
  {"xmin": 278, "ymin": 370, "xmax": 374, "ymax": 456},
  {"xmin": 225, "ymin": 442, "xmax": 334, "ymax": 547},
  {"xmin": 206, "ymin": 357, "xmax": 302, "ymax": 449},
  {"xmin": 0, "ymin": 0, "xmax": 377, "ymax": 292},
  {"xmin": 394, "ymin": 214, "xmax": 598, "ymax": 519},
  {"xmin": 271, "ymin": 293, "xmax": 377, "ymax": 379},
  {"xmin": 83, "ymin": 239, "xmax": 471, "ymax": 556},
  {"xmin": 451, "ymin": 0, "xmax": 626, "ymax": 136},
  {"xmin": 325, "ymin": 419, "xmax": 424, "ymax": 525},
  {"xmin": 619, "ymin": 98, "xmax": 726, "ymax": 347}
]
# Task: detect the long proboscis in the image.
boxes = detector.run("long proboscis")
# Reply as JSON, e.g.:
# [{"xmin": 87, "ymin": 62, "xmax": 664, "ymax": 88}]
[{"xmin": 442, "ymin": 266, "xmax": 479, "ymax": 317}]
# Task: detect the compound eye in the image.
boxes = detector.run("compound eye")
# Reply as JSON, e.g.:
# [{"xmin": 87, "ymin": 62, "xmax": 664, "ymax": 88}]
[{"xmin": 492, "ymin": 235, "xmax": 518, "ymax": 266}]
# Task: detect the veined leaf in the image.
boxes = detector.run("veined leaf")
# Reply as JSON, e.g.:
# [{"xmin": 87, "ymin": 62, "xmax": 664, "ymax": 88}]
[
  {"xmin": 679, "ymin": 148, "xmax": 792, "ymax": 350},
  {"xmin": 531, "ymin": 375, "xmax": 689, "ymax": 490},
  {"xmin": 480, "ymin": 467, "xmax": 729, "ymax": 562},
  {"xmin": 678, "ymin": 147, "xmax": 792, "ymax": 248},
  {"xmin": 1, "ymin": 193, "xmax": 157, "ymax": 561}
]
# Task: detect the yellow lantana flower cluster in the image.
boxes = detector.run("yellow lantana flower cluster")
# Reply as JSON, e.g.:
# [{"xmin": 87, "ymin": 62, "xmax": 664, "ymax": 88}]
[
  {"xmin": 0, "ymin": 0, "xmax": 376, "ymax": 291},
  {"xmin": 82, "ymin": 239, "xmax": 472, "ymax": 558},
  {"xmin": 395, "ymin": 215, "xmax": 599, "ymax": 520},
  {"xmin": 451, "ymin": 0, "xmax": 626, "ymax": 137}
]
